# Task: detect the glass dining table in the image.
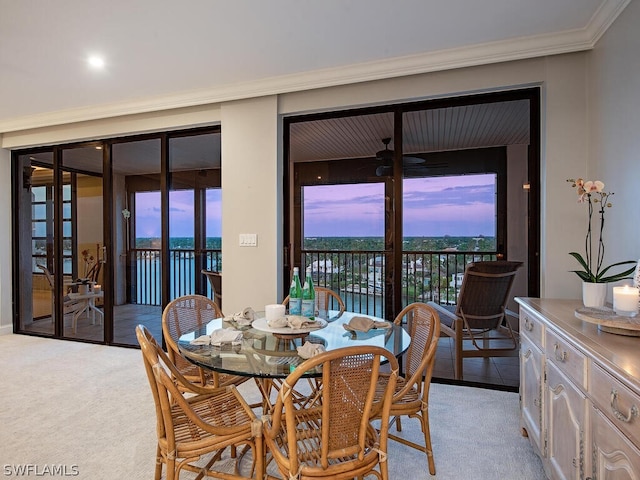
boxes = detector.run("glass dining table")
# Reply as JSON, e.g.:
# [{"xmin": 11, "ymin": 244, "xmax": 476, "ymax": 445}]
[{"xmin": 177, "ymin": 310, "xmax": 411, "ymax": 380}]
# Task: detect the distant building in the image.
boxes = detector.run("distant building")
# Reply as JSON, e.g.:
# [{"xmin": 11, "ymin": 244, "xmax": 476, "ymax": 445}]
[
  {"xmin": 450, "ymin": 272, "xmax": 464, "ymax": 288},
  {"xmin": 310, "ymin": 259, "xmax": 339, "ymax": 274}
]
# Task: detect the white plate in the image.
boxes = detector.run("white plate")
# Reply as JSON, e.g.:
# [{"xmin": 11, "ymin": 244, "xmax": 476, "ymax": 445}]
[{"xmin": 252, "ymin": 316, "xmax": 327, "ymax": 334}]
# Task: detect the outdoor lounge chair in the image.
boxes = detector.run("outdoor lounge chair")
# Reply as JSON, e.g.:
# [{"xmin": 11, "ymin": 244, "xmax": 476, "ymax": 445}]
[{"xmin": 428, "ymin": 260, "xmax": 523, "ymax": 380}]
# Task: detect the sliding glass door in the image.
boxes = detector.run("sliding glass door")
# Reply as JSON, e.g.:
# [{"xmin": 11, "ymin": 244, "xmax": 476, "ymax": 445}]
[
  {"xmin": 286, "ymin": 89, "xmax": 538, "ymax": 322},
  {"xmin": 14, "ymin": 127, "xmax": 222, "ymax": 346},
  {"xmin": 16, "ymin": 144, "xmax": 105, "ymax": 341},
  {"xmin": 168, "ymin": 132, "xmax": 222, "ymax": 302},
  {"xmin": 60, "ymin": 145, "xmax": 105, "ymax": 341},
  {"xmin": 112, "ymin": 138, "xmax": 163, "ymax": 344}
]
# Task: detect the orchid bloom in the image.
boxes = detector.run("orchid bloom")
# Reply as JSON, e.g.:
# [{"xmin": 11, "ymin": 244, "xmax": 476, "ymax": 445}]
[
  {"xmin": 566, "ymin": 176, "xmax": 635, "ymax": 283},
  {"xmin": 575, "ymin": 179, "xmax": 605, "ymax": 203},
  {"xmin": 584, "ymin": 180, "xmax": 604, "ymax": 193}
]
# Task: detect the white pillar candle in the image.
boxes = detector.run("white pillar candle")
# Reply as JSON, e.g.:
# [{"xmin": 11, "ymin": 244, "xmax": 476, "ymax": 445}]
[
  {"xmin": 613, "ymin": 285, "xmax": 639, "ymax": 317},
  {"xmin": 265, "ymin": 304, "xmax": 286, "ymax": 321}
]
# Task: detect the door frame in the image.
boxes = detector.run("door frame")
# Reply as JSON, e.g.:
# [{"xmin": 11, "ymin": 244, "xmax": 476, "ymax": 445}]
[{"xmin": 283, "ymin": 87, "xmax": 541, "ymax": 320}]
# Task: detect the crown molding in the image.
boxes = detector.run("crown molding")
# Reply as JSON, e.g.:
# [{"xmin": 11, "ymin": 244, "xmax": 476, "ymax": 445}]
[
  {"xmin": 0, "ymin": 0, "xmax": 629, "ymax": 135},
  {"xmin": 587, "ymin": 0, "xmax": 631, "ymax": 44}
]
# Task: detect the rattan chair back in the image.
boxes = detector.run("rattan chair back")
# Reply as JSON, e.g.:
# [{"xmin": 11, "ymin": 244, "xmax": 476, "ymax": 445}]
[
  {"xmin": 282, "ymin": 286, "xmax": 346, "ymax": 315},
  {"xmin": 395, "ymin": 302, "xmax": 440, "ymax": 399},
  {"xmin": 135, "ymin": 325, "xmax": 263, "ymax": 480},
  {"xmin": 263, "ymin": 345, "xmax": 398, "ymax": 480},
  {"xmin": 161, "ymin": 294, "xmax": 245, "ymax": 389},
  {"xmin": 380, "ymin": 302, "xmax": 440, "ymax": 474}
]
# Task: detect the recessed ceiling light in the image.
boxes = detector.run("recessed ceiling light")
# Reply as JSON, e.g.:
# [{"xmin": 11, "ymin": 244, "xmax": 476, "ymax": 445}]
[{"xmin": 87, "ymin": 55, "xmax": 105, "ymax": 69}]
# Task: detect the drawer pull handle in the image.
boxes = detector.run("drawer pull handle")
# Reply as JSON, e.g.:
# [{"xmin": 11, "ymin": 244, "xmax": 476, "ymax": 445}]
[
  {"xmin": 610, "ymin": 389, "xmax": 639, "ymax": 423},
  {"xmin": 524, "ymin": 318, "xmax": 533, "ymax": 331},
  {"xmin": 554, "ymin": 343, "xmax": 567, "ymax": 362}
]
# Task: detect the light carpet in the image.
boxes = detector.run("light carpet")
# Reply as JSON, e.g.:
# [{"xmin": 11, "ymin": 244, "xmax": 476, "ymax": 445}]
[{"xmin": 0, "ymin": 334, "xmax": 545, "ymax": 479}]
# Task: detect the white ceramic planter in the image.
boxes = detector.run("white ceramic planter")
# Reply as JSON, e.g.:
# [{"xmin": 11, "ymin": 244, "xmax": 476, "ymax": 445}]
[{"xmin": 582, "ymin": 281, "xmax": 607, "ymax": 308}]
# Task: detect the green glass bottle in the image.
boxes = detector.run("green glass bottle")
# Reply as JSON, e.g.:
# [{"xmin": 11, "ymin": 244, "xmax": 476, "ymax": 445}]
[
  {"xmin": 288, "ymin": 267, "xmax": 302, "ymax": 315},
  {"xmin": 301, "ymin": 267, "xmax": 316, "ymax": 319}
]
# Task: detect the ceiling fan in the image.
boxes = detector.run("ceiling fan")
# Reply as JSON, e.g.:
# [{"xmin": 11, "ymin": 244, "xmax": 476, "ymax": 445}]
[{"xmin": 375, "ymin": 137, "xmax": 425, "ymax": 176}]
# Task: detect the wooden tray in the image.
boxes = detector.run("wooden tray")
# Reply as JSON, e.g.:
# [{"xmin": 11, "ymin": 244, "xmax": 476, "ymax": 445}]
[{"xmin": 575, "ymin": 306, "xmax": 640, "ymax": 336}]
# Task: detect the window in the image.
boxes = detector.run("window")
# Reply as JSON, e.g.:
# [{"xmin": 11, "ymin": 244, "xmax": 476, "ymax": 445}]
[
  {"xmin": 302, "ymin": 183, "xmax": 384, "ymax": 250},
  {"xmin": 402, "ymin": 174, "xmax": 497, "ymax": 251}
]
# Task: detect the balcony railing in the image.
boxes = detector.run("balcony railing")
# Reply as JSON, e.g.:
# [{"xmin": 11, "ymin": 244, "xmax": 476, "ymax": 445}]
[
  {"xmin": 301, "ymin": 249, "xmax": 497, "ymax": 317},
  {"xmin": 130, "ymin": 248, "xmax": 222, "ymax": 305},
  {"xmin": 129, "ymin": 247, "xmax": 496, "ymax": 313}
]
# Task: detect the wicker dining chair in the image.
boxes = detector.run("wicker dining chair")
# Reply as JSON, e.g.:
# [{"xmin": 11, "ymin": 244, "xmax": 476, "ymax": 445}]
[
  {"xmin": 162, "ymin": 294, "xmax": 247, "ymax": 389},
  {"xmin": 135, "ymin": 325, "xmax": 264, "ymax": 480},
  {"xmin": 262, "ymin": 345, "xmax": 399, "ymax": 480},
  {"xmin": 428, "ymin": 260, "xmax": 523, "ymax": 380},
  {"xmin": 375, "ymin": 302, "xmax": 440, "ymax": 475},
  {"xmin": 282, "ymin": 286, "xmax": 346, "ymax": 316}
]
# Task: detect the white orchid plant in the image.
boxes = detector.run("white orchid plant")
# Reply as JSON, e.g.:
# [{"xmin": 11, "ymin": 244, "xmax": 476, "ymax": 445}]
[{"xmin": 567, "ymin": 178, "xmax": 635, "ymax": 283}]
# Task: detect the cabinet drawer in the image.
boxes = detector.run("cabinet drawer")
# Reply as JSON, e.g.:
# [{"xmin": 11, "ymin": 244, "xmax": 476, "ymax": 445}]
[
  {"xmin": 520, "ymin": 306, "xmax": 544, "ymax": 350},
  {"xmin": 545, "ymin": 328, "xmax": 587, "ymax": 390},
  {"xmin": 590, "ymin": 362, "xmax": 640, "ymax": 447},
  {"xmin": 591, "ymin": 405, "xmax": 640, "ymax": 475}
]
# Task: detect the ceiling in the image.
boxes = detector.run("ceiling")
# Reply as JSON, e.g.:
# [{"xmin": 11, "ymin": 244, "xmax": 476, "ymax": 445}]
[
  {"xmin": 289, "ymin": 99, "xmax": 531, "ymax": 163},
  {"xmin": 4, "ymin": 0, "xmax": 630, "ymax": 176},
  {"xmin": 0, "ymin": 0, "xmax": 630, "ymax": 134}
]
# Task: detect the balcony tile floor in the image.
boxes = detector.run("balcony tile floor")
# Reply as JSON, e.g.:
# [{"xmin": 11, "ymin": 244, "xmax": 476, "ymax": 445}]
[{"xmin": 432, "ymin": 336, "xmax": 520, "ymax": 390}]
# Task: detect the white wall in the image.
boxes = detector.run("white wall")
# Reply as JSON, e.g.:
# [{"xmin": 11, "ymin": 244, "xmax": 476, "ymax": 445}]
[
  {"xmin": 220, "ymin": 96, "xmax": 283, "ymax": 313},
  {"xmin": 6, "ymin": 20, "xmax": 640, "ymax": 329},
  {"xmin": 540, "ymin": 53, "xmax": 590, "ymax": 299},
  {"xmin": 0, "ymin": 146, "xmax": 13, "ymax": 334},
  {"xmin": 507, "ymin": 144, "xmax": 529, "ymax": 306},
  {"xmin": 587, "ymin": 0, "xmax": 640, "ymax": 297}
]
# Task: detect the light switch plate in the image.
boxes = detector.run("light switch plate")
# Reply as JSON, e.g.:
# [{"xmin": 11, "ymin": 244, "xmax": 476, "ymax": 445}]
[{"xmin": 239, "ymin": 233, "xmax": 257, "ymax": 247}]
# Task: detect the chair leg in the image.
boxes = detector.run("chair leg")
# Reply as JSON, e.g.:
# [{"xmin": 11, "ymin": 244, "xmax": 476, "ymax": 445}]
[
  {"xmin": 154, "ymin": 446, "xmax": 163, "ymax": 480},
  {"xmin": 453, "ymin": 318, "xmax": 463, "ymax": 380},
  {"xmin": 166, "ymin": 456, "xmax": 176, "ymax": 480},
  {"xmin": 421, "ymin": 408, "xmax": 436, "ymax": 475}
]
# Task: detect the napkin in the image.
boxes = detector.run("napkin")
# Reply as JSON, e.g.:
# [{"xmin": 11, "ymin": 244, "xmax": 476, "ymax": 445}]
[
  {"xmin": 190, "ymin": 334, "xmax": 212, "ymax": 345},
  {"xmin": 286, "ymin": 315, "xmax": 321, "ymax": 329},
  {"xmin": 297, "ymin": 341, "xmax": 326, "ymax": 359},
  {"xmin": 209, "ymin": 328, "xmax": 243, "ymax": 346},
  {"xmin": 226, "ymin": 306, "xmax": 255, "ymax": 326},
  {"xmin": 267, "ymin": 315, "xmax": 321, "ymax": 330},
  {"xmin": 343, "ymin": 316, "xmax": 391, "ymax": 333},
  {"xmin": 267, "ymin": 316, "xmax": 290, "ymax": 328}
]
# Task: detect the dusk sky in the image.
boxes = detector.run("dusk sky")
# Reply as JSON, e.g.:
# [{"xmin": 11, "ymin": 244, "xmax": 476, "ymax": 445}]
[
  {"xmin": 135, "ymin": 190, "xmax": 222, "ymax": 238},
  {"xmin": 135, "ymin": 174, "xmax": 496, "ymax": 238},
  {"xmin": 304, "ymin": 174, "xmax": 496, "ymax": 237}
]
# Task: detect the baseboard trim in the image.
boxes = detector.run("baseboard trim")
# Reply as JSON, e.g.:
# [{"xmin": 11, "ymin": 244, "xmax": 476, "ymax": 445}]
[
  {"xmin": 0, "ymin": 324, "xmax": 15, "ymax": 336},
  {"xmin": 432, "ymin": 376, "xmax": 518, "ymax": 393}
]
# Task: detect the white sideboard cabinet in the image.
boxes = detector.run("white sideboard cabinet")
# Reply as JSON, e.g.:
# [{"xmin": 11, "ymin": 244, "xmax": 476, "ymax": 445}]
[{"xmin": 517, "ymin": 298, "xmax": 640, "ymax": 480}]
